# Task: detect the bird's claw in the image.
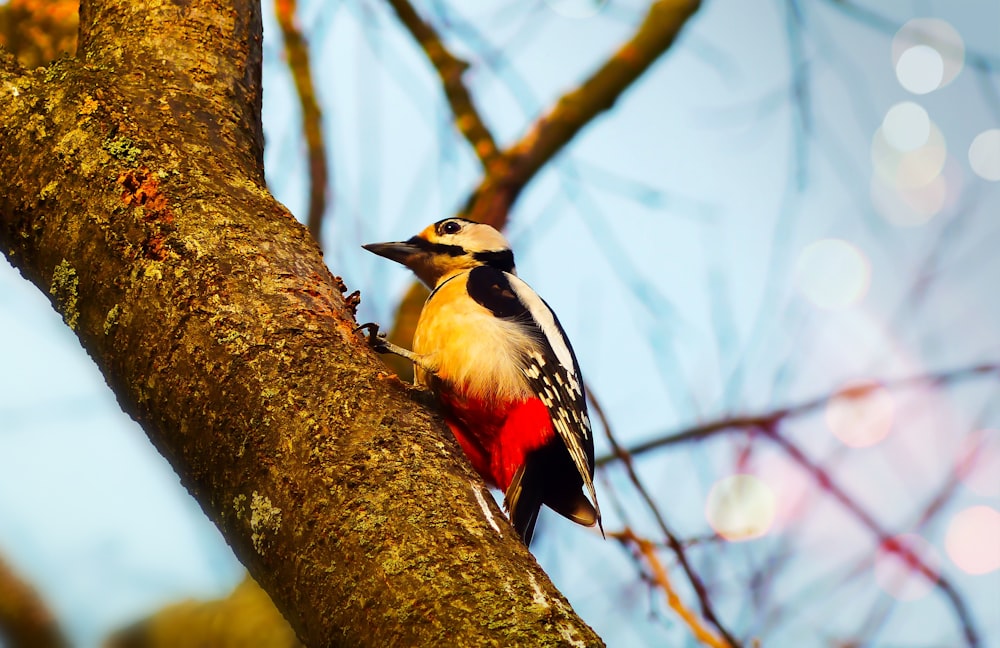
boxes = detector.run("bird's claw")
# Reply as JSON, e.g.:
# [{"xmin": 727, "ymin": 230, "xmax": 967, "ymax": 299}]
[{"xmin": 355, "ymin": 322, "xmax": 390, "ymax": 353}]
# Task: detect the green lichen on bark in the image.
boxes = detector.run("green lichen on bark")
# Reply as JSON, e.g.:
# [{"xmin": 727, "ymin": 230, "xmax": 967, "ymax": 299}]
[
  {"xmin": 250, "ymin": 491, "xmax": 282, "ymax": 554},
  {"xmin": 102, "ymin": 135, "xmax": 141, "ymax": 162},
  {"xmin": 0, "ymin": 1, "xmax": 611, "ymax": 644},
  {"xmin": 48, "ymin": 259, "xmax": 79, "ymax": 329},
  {"xmin": 233, "ymin": 493, "xmax": 247, "ymax": 520},
  {"xmin": 103, "ymin": 303, "xmax": 120, "ymax": 334},
  {"xmin": 39, "ymin": 180, "xmax": 58, "ymax": 201}
]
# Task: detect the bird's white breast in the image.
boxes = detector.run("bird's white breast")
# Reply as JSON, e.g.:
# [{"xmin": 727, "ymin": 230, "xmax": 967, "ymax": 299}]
[{"xmin": 412, "ymin": 273, "xmax": 536, "ymax": 404}]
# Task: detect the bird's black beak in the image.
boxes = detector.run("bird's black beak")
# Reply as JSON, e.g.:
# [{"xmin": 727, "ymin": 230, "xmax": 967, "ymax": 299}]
[{"xmin": 362, "ymin": 239, "xmax": 423, "ymax": 267}]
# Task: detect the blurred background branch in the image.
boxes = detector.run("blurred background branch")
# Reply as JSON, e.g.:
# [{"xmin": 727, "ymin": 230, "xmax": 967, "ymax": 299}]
[
  {"xmin": 598, "ymin": 363, "xmax": 999, "ymax": 465},
  {"xmin": 0, "ymin": 0, "xmax": 77, "ymax": 67},
  {"xmin": 105, "ymin": 576, "xmax": 300, "ymax": 648},
  {"xmin": 381, "ymin": 0, "xmax": 702, "ymax": 383},
  {"xmin": 275, "ymin": 0, "xmax": 331, "ymax": 242},
  {"xmin": 0, "ymin": 554, "xmax": 67, "ymax": 648},
  {"xmin": 613, "ymin": 527, "xmax": 730, "ymax": 648}
]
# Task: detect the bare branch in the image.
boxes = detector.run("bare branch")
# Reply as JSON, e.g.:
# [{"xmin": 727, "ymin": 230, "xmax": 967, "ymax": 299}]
[
  {"xmin": 758, "ymin": 424, "xmax": 980, "ymax": 647},
  {"xmin": 597, "ymin": 363, "xmax": 1000, "ymax": 467},
  {"xmin": 500, "ymin": 0, "xmax": 702, "ymax": 205},
  {"xmin": 612, "ymin": 528, "xmax": 730, "ymax": 648},
  {"xmin": 384, "ymin": 0, "xmax": 502, "ymax": 171},
  {"xmin": 385, "ymin": 0, "xmax": 701, "ymax": 228},
  {"xmin": 590, "ymin": 389, "xmax": 739, "ymax": 647},
  {"xmin": 275, "ymin": 0, "xmax": 331, "ymax": 243}
]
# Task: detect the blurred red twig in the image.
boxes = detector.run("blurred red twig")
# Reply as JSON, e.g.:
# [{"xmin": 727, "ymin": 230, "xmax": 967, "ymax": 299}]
[
  {"xmin": 759, "ymin": 423, "xmax": 980, "ymax": 647},
  {"xmin": 597, "ymin": 363, "xmax": 999, "ymax": 467},
  {"xmin": 594, "ymin": 364, "xmax": 997, "ymax": 647}
]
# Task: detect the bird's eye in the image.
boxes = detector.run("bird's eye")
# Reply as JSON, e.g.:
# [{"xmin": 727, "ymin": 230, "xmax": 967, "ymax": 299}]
[{"xmin": 441, "ymin": 220, "xmax": 462, "ymax": 235}]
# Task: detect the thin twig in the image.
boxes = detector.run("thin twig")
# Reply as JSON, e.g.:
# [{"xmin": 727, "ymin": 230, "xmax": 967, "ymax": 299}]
[
  {"xmin": 597, "ymin": 363, "xmax": 999, "ymax": 467},
  {"xmin": 758, "ymin": 424, "xmax": 980, "ymax": 648},
  {"xmin": 384, "ymin": 0, "xmax": 503, "ymax": 172},
  {"xmin": 385, "ymin": 0, "xmax": 701, "ymax": 229},
  {"xmin": 825, "ymin": 0, "xmax": 1000, "ymax": 71},
  {"xmin": 499, "ymin": 0, "xmax": 703, "ymax": 200},
  {"xmin": 276, "ymin": 0, "xmax": 330, "ymax": 242},
  {"xmin": 613, "ymin": 528, "xmax": 731, "ymax": 648},
  {"xmin": 590, "ymin": 389, "xmax": 740, "ymax": 647}
]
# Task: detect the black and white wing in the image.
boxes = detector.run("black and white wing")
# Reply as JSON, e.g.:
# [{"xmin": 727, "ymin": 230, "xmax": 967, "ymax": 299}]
[{"xmin": 466, "ymin": 265, "xmax": 602, "ymax": 539}]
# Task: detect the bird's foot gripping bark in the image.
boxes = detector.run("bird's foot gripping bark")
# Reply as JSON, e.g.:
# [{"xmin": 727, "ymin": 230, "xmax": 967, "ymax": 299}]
[
  {"xmin": 356, "ymin": 322, "xmax": 422, "ymax": 364},
  {"xmin": 356, "ymin": 322, "xmax": 390, "ymax": 353}
]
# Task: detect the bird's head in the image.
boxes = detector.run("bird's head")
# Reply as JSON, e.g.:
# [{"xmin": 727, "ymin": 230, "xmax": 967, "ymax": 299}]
[{"xmin": 363, "ymin": 218, "xmax": 515, "ymax": 288}]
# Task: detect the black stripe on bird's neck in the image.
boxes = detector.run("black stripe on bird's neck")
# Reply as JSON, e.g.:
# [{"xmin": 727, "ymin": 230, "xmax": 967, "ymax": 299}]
[
  {"xmin": 406, "ymin": 236, "xmax": 465, "ymax": 257},
  {"xmin": 466, "ymin": 265, "xmax": 526, "ymax": 319},
  {"xmin": 473, "ymin": 249, "xmax": 515, "ymax": 273}
]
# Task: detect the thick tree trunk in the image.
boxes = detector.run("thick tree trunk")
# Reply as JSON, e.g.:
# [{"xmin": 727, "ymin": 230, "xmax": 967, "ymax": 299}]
[{"xmin": 0, "ymin": 1, "xmax": 603, "ymax": 645}]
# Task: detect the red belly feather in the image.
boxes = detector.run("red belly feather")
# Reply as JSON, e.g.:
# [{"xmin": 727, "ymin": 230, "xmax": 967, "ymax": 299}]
[{"xmin": 437, "ymin": 388, "xmax": 554, "ymax": 491}]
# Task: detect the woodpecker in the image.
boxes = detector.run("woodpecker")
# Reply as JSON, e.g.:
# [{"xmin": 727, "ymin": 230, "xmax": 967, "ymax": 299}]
[{"xmin": 361, "ymin": 217, "xmax": 601, "ymax": 545}]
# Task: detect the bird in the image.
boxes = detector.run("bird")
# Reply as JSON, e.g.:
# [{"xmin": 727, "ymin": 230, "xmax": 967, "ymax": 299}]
[{"xmin": 360, "ymin": 217, "xmax": 602, "ymax": 545}]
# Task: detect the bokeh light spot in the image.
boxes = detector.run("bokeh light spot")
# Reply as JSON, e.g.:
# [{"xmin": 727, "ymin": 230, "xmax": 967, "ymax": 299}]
[
  {"xmin": 543, "ymin": 0, "xmax": 608, "ymax": 18},
  {"xmin": 794, "ymin": 239, "xmax": 871, "ymax": 309},
  {"xmin": 961, "ymin": 429, "xmax": 1000, "ymax": 498},
  {"xmin": 895, "ymin": 45, "xmax": 943, "ymax": 94},
  {"xmin": 874, "ymin": 534, "xmax": 939, "ymax": 601},
  {"xmin": 892, "ymin": 19, "xmax": 964, "ymax": 91},
  {"xmin": 945, "ymin": 506, "xmax": 1000, "ymax": 575},
  {"xmin": 825, "ymin": 380, "xmax": 895, "ymax": 448},
  {"xmin": 872, "ymin": 121, "xmax": 947, "ymax": 189},
  {"xmin": 968, "ymin": 129, "xmax": 1000, "ymax": 181},
  {"xmin": 705, "ymin": 474, "xmax": 776, "ymax": 542},
  {"xmin": 871, "ymin": 174, "xmax": 946, "ymax": 227},
  {"xmin": 883, "ymin": 102, "xmax": 930, "ymax": 152}
]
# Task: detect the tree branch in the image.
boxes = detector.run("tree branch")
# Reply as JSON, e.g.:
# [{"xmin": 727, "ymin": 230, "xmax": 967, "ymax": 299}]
[
  {"xmin": 0, "ymin": 554, "xmax": 67, "ymax": 648},
  {"xmin": 384, "ymin": 0, "xmax": 701, "ymax": 228},
  {"xmin": 384, "ymin": 0, "xmax": 502, "ymax": 172},
  {"xmin": 597, "ymin": 363, "xmax": 1000, "ymax": 467},
  {"xmin": 497, "ymin": 0, "xmax": 702, "ymax": 217},
  {"xmin": 612, "ymin": 529, "xmax": 729, "ymax": 648},
  {"xmin": 590, "ymin": 390, "xmax": 739, "ymax": 647},
  {"xmin": 0, "ymin": 1, "xmax": 602, "ymax": 644},
  {"xmin": 275, "ymin": 0, "xmax": 330, "ymax": 243}
]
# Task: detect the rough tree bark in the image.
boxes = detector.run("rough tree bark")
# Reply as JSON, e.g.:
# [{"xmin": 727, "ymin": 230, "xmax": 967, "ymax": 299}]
[{"xmin": 0, "ymin": 0, "xmax": 603, "ymax": 645}]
